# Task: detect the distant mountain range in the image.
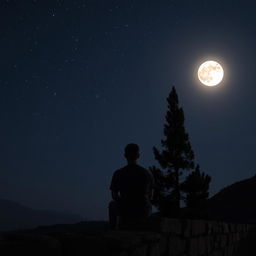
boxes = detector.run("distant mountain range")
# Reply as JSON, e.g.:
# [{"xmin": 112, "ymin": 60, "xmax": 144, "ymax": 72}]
[
  {"xmin": 2, "ymin": 174, "xmax": 255, "ymax": 232},
  {"xmin": 0, "ymin": 198, "xmax": 83, "ymax": 231},
  {"xmin": 207, "ymin": 175, "xmax": 256, "ymax": 222}
]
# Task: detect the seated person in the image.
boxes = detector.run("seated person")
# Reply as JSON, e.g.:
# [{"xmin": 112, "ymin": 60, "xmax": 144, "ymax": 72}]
[{"xmin": 109, "ymin": 143, "xmax": 154, "ymax": 229}]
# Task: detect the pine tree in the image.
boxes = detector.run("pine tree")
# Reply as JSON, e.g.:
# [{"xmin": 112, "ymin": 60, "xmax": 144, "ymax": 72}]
[
  {"xmin": 153, "ymin": 86, "xmax": 194, "ymax": 216},
  {"xmin": 149, "ymin": 166, "xmax": 169, "ymax": 214},
  {"xmin": 182, "ymin": 164, "xmax": 211, "ymax": 211}
]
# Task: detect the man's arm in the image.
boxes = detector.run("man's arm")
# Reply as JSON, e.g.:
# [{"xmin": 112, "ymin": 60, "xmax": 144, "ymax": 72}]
[
  {"xmin": 111, "ymin": 190, "xmax": 120, "ymax": 201},
  {"xmin": 110, "ymin": 170, "xmax": 121, "ymax": 201}
]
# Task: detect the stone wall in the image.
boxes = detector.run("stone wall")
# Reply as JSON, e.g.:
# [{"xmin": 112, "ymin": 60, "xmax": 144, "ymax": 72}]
[
  {"xmin": 97, "ymin": 217, "xmax": 256, "ymax": 256},
  {"xmin": 0, "ymin": 217, "xmax": 256, "ymax": 256}
]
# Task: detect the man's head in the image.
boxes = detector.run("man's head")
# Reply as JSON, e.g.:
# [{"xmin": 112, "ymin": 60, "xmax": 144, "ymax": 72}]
[{"xmin": 124, "ymin": 143, "xmax": 140, "ymax": 163}]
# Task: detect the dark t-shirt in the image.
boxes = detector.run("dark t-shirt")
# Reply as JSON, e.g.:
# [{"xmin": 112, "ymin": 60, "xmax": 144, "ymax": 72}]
[{"xmin": 110, "ymin": 164, "xmax": 154, "ymax": 203}]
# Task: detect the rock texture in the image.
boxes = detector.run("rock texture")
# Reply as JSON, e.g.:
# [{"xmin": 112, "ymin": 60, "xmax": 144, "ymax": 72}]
[{"xmin": 0, "ymin": 217, "xmax": 255, "ymax": 256}]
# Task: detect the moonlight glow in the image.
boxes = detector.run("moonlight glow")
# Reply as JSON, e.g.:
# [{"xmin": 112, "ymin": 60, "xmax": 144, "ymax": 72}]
[{"xmin": 198, "ymin": 60, "xmax": 224, "ymax": 86}]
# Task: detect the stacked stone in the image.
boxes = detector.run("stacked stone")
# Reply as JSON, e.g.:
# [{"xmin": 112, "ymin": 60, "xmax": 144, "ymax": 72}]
[
  {"xmin": 95, "ymin": 217, "xmax": 255, "ymax": 256},
  {"xmin": 0, "ymin": 217, "xmax": 255, "ymax": 256},
  {"xmin": 139, "ymin": 217, "xmax": 254, "ymax": 256}
]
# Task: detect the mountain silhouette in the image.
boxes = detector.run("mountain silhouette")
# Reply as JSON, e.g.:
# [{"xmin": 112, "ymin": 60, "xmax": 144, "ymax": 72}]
[
  {"xmin": 0, "ymin": 198, "xmax": 82, "ymax": 231},
  {"xmin": 207, "ymin": 175, "xmax": 256, "ymax": 222}
]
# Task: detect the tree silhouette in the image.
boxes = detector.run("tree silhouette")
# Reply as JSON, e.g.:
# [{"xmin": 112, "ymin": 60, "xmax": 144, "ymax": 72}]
[
  {"xmin": 181, "ymin": 164, "xmax": 211, "ymax": 218},
  {"xmin": 149, "ymin": 166, "xmax": 170, "ymax": 214},
  {"xmin": 152, "ymin": 86, "xmax": 194, "ymax": 216}
]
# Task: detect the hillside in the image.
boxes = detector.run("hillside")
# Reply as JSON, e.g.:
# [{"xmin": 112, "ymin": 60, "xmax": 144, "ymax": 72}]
[
  {"xmin": 0, "ymin": 198, "xmax": 83, "ymax": 231},
  {"xmin": 207, "ymin": 175, "xmax": 256, "ymax": 222}
]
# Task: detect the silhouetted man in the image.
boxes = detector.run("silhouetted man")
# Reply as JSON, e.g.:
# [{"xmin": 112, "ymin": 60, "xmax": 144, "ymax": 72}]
[{"xmin": 109, "ymin": 143, "xmax": 154, "ymax": 229}]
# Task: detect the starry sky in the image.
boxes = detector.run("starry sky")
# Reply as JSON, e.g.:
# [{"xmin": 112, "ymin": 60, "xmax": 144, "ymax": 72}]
[{"xmin": 1, "ymin": 0, "xmax": 256, "ymax": 220}]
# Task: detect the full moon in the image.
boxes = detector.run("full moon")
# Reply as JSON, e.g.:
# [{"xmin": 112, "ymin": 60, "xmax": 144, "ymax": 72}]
[{"xmin": 198, "ymin": 60, "xmax": 224, "ymax": 86}]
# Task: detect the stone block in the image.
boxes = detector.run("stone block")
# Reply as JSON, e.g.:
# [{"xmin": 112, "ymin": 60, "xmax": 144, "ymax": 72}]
[
  {"xmin": 147, "ymin": 243, "xmax": 160, "ymax": 256},
  {"xmin": 190, "ymin": 220, "xmax": 207, "ymax": 236},
  {"xmin": 188, "ymin": 238, "xmax": 198, "ymax": 256},
  {"xmin": 214, "ymin": 236, "xmax": 220, "ymax": 250},
  {"xmin": 130, "ymin": 245, "xmax": 148, "ymax": 256},
  {"xmin": 215, "ymin": 222, "xmax": 223, "ymax": 234},
  {"xmin": 182, "ymin": 219, "xmax": 191, "ymax": 237},
  {"xmin": 209, "ymin": 249, "xmax": 224, "ymax": 256},
  {"xmin": 234, "ymin": 233, "xmax": 240, "ymax": 242},
  {"xmin": 229, "ymin": 233, "xmax": 235, "ymax": 244},
  {"xmin": 219, "ymin": 235, "xmax": 227, "ymax": 248},
  {"xmin": 205, "ymin": 235, "xmax": 214, "ymax": 253},
  {"xmin": 197, "ymin": 236, "xmax": 207, "ymax": 255},
  {"xmin": 207, "ymin": 221, "xmax": 217, "ymax": 235},
  {"xmin": 236, "ymin": 224, "xmax": 244, "ymax": 233},
  {"xmin": 239, "ymin": 232, "xmax": 248, "ymax": 240},
  {"xmin": 159, "ymin": 234, "xmax": 168, "ymax": 255},
  {"xmin": 145, "ymin": 217, "xmax": 183, "ymax": 234},
  {"xmin": 103, "ymin": 231, "xmax": 160, "ymax": 250},
  {"xmin": 210, "ymin": 221, "xmax": 223, "ymax": 234},
  {"xmin": 223, "ymin": 245, "xmax": 234, "ymax": 256},
  {"xmin": 246, "ymin": 224, "xmax": 253, "ymax": 232},
  {"xmin": 168, "ymin": 236, "xmax": 186, "ymax": 256},
  {"xmin": 222, "ymin": 223, "xmax": 229, "ymax": 234},
  {"xmin": 165, "ymin": 218, "xmax": 182, "ymax": 234},
  {"xmin": 229, "ymin": 224, "xmax": 236, "ymax": 233},
  {"xmin": 117, "ymin": 251, "xmax": 130, "ymax": 256}
]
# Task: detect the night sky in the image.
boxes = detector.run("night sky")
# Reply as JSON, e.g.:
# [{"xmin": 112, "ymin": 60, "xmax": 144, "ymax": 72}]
[{"xmin": 1, "ymin": 0, "xmax": 256, "ymax": 220}]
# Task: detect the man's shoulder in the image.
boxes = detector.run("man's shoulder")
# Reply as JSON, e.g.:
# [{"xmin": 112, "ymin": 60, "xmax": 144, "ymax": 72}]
[
  {"xmin": 134, "ymin": 164, "xmax": 149, "ymax": 172},
  {"xmin": 112, "ymin": 169, "xmax": 120, "ymax": 178},
  {"xmin": 114, "ymin": 164, "xmax": 152, "ymax": 177},
  {"xmin": 135, "ymin": 164, "xmax": 149, "ymax": 172},
  {"xmin": 113, "ymin": 166, "xmax": 127, "ymax": 175},
  {"xmin": 135, "ymin": 165, "xmax": 153, "ymax": 178},
  {"xmin": 110, "ymin": 167, "xmax": 126, "ymax": 191},
  {"xmin": 137, "ymin": 165, "xmax": 154, "ymax": 181}
]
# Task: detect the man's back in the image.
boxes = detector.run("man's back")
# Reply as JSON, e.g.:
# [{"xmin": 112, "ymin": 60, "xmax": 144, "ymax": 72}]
[
  {"xmin": 110, "ymin": 163, "xmax": 154, "ymax": 203},
  {"xmin": 109, "ymin": 143, "xmax": 154, "ymax": 228}
]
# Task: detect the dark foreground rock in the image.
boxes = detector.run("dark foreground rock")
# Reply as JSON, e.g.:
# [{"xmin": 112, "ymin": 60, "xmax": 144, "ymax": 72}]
[{"xmin": 0, "ymin": 217, "xmax": 256, "ymax": 256}]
